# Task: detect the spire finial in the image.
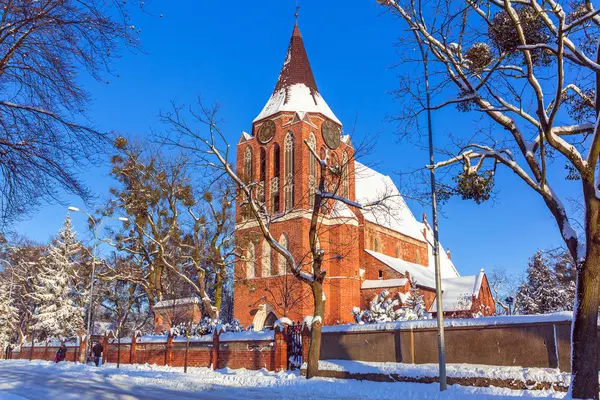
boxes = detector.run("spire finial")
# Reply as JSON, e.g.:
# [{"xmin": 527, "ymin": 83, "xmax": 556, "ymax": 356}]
[{"xmin": 295, "ymin": 1, "xmax": 300, "ymax": 23}]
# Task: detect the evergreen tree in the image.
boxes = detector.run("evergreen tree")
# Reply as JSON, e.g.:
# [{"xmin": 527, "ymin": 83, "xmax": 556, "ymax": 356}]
[
  {"xmin": 405, "ymin": 277, "xmax": 427, "ymax": 319},
  {"xmin": 516, "ymin": 251, "xmax": 568, "ymax": 315},
  {"xmin": 30, "ymin": 215, "xmax": 85, "ymax": 340},
  {"xmin": 0, "ymin": 281, "xmax": 17, "ymax": 350}
]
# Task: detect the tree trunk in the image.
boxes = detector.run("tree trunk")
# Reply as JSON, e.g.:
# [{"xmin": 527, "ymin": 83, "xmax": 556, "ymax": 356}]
[
  {"xmin": 214, "ymin": 268, "xmax": 224, "ymax": 312},
  {"xmin": 305, "ymin": 281, "xmax": 324, "ymax": 379},
  {"xmin": 571, "ymin": 190, "xmax": 600, "ymax": 399}
]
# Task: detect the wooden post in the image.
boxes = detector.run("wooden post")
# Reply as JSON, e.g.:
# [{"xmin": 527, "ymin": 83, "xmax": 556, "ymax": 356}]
[
  {"xmin": 165, "ymin": 334, "xmax": 173, "ymax": 366},
  {"xmin": 211, "ymin": 331, "xmax": 220, "ymax": 370},
  {"xmin": 130, "ymin": 333, "xmax": 138, "ymax": 365},
  {"xmin": 410, "ymin": 327, "xmax": 415, "ymax": 364},
  {"xmin": 102, "ymin": 334, "xmax": 109, "ymax": 365},
  {"xmin": 184, "ymin": 335, "xmax": 190, "ymax": 373}
]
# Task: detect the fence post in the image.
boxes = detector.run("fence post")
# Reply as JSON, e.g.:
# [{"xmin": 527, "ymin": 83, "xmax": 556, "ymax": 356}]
[
  {"xmin": 166, "ymin": 334, "xmax": 173, "ymax": 366},
  {"xmin": 29, "ymin": 338, "xmax": 34, "ymax": 361},
  {"xmin": 43, "ymin": 341, "xmax": 49, "ymax": 361},
  {"xmin": 211, "ymin": 330, "xmax": 220, "ymax": 370},
  {"xmin": 130, "ymin": 333, "xmax": 138, "ymax": 365},
  {"xmin": 102, "ymin": 334, "xmax": 109, "ymax": 365},
  {"xmin": 78, "ymin": 336, "xmax": 87, "ymax": 364},
  {"xmin": 274, "ymin": 324, "xmax": 290, "ymax": 371},
  {"xmin": 301, "ymin": 325, "xmax": 310, "ymax": 368}
]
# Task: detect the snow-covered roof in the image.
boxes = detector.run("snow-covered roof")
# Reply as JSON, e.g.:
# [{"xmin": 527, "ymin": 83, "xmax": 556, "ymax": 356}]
[
  {"xmin": 153, "ymin": 297, "xmax": 200, "ymax": 309},
  {"xmin": 361, "ymin": 278, "xmax": 408, "ymax": 290},
  {"xmin": 429, "ymin": 270, "xmax": 486, "ymax": 313},
  {"xmin": 365, "ymin": 249, "xmax": 438, "ymax": 289},
  {"xmin": 253, "ymin": 24, "xmax": 340, "ymax": 125},
  {"xmin": 421, "ymin": 222, "xmax": 460, "ymax": 279},
  {"xmin": 254, "ymin": 84, "xmax": 340, "ymax": 125},
  {"xmin": 354, "ymin": 162, "xmax": 425, "ymax": 241}
]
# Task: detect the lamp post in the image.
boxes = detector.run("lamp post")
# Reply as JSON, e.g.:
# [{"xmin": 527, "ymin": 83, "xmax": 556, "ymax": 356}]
[{"xmin": 68, "ymin": 206, "xmax": 128, "ymax": 363}]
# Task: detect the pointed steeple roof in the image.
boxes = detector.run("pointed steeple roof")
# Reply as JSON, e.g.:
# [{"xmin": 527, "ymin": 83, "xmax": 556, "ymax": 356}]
[{"xmin": 254, "ymin": 24, "xmax": 341, "ymax": 125}]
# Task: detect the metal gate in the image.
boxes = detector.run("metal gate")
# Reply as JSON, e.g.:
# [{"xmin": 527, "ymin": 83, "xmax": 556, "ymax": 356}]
[{"xmin": 287, "ymin": 323, "xmax": 302, "ymax": 370}]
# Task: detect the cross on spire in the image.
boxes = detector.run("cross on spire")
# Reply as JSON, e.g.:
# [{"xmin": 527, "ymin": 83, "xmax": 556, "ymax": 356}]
[{"xmin": 295, "ymin": 1, "xmax": 300, "ymax": 23}]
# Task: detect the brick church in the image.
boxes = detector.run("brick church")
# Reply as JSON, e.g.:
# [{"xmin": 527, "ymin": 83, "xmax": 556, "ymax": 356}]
[{"xmin": 233, "ymin": 23, "xmax": 495, "ymax": 330}]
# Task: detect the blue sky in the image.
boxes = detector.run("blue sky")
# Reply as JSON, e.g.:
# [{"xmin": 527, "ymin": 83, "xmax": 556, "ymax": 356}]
[{"xmin": 14, "ymin": 1, "xmax": 576, "ymax": 279}]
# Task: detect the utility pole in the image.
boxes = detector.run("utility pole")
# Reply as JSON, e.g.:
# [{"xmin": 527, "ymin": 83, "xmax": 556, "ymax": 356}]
[{"xmin": 418, "ymin": 39, "xmax": 447, "ymax": 391}]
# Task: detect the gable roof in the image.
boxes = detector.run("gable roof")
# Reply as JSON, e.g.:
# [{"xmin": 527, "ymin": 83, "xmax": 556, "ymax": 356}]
[
  {"xmin": 254, "ymin": 24, "xmax": 340, "ymax": 124},
  {"xmin": 429, "ymin": 270, "xmax": 486, "ymax": 313},
  {"xmin": 365, "ymin": 249, "xmax": 438, "ymax": 289}
]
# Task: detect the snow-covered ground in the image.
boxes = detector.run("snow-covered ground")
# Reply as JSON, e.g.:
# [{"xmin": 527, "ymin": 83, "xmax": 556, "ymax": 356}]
[{"xmin": 0, "ymin": 360, "xmax": 570, "ymax": 400}]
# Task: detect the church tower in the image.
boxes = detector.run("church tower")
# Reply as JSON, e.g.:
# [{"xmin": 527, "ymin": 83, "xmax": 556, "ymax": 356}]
[{"xmin": 233, "ymin": 23, "xmax": 361, "ymax": 328}]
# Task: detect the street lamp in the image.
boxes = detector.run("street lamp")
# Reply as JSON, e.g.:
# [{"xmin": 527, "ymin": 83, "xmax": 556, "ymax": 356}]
[{"xmin": 68, "ymin": 206, "xmax": 128, "ymax": 363}]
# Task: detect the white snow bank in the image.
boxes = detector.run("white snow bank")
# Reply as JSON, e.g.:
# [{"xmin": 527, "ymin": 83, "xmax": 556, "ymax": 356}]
[
  {"xmin": 323, "ymin": 312, "xmax": 574, "ymax": 333},
  {"xmin": 0, "ymin": 359, "xmax": 570, "ymax": 399},
  {"xmin": 314, "ymin": 360, "xmax": 576, "ymax": 387},
  {"xmin": 219, "ymin": 330, "xmax": 274, "ymax": 342}
]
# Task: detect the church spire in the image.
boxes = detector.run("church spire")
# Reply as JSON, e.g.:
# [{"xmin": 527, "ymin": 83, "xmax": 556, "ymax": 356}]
[{"xmin": 253, "ymin": 23, "xmax": 340, "ymax": 125}]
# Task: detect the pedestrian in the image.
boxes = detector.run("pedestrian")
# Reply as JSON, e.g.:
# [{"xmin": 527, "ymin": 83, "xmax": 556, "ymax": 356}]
[
  {"xmin": 91, "ymin": 341, "xmax": 103, "ymax": 367},
  {"xmin": 55, "ymin": 343, "xmax": 67, "ymax": 363}
]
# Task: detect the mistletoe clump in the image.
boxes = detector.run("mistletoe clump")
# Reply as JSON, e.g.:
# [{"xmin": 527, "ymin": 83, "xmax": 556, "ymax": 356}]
[
  {"xmin": 488, "ymin": 6, "xmax": 552, "ymax": 66},
  {"xmin": 465, "ymin": 42, "xmax": 493, "ymax": 71},
  {"xmin": 454, "ymin": 170, "xmax": 494, "ymax": 204},
  {"xmin": 456, "ymin": 89, "xmax": 478, "ymax": 113}
]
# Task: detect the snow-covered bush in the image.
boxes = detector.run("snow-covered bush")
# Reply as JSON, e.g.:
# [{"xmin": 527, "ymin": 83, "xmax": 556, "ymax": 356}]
[
  {"xmin": 167, "ymin": 317, "xmax": 244, "ymax": 337},
  {"xmin": 352, "ymin": 286, "xmax": 430, "ymax": 324}
]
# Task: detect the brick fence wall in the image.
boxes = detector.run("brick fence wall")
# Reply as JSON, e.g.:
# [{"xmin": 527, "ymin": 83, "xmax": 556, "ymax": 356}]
[
  {"xmin": 8, "ymin": 314, "xmax": 596, "ymax": 374},
  {"xmin": 315, "ymin": 313, "xmax": 599, "ymax": 372},
  {"xmin": 9, "ymin": 326, "xmax": 293, "ymax": 372}
]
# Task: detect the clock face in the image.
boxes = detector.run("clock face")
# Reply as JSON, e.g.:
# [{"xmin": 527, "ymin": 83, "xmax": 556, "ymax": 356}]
[
  {"xmin": 258, "ymin": 120, "xmax": 276, "ymax": 144},
  {"xmin": 322, "ymin": 120, "xmax": 341, "ymax": 150}
]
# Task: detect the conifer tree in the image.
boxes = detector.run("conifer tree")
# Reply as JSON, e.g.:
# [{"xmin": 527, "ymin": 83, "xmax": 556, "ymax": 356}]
[
  {"xmin": 516, "ymin": 251, "xmax": 567, "ymax": 315},
  {"xmin": 30, "ymin": 215, "xmax": 85, "ymax": 340},
  {"xmin": 405, "ymin": 277, "xmax": 427, "ymax": 319},
  {"xmin": 0, "ymin": 281, "xmax": 17, "ymax": 351}
]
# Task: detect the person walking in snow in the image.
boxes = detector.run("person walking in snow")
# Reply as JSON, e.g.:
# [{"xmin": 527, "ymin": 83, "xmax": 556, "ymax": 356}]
[
  {"xmin": 55, "ymin": 343, "xmax": 67, "ymax": 363},
  {"xmin": 91, "ymin": 341, "xmax": 103, "ymax": 367}
]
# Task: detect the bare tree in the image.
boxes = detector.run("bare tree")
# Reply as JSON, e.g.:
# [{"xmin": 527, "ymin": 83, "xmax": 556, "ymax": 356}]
[
  {"xmin": 0, "ymin": 0, "xmax": 147, "ymax": 226},
  {"xmin": 488, "ymin": 268, "xmax": 519, "ymax": 315},
  {"xmin": 159, "ymin": 100, "xmax": 389, "ymax": 379},
  {"xmin": 377, "ymin": 0, "xmax": 600, "ymax": 396}
]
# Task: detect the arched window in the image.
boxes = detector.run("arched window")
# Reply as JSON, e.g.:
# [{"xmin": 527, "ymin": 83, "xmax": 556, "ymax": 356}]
[
  {"xmin": 262, "ymin": 240, "xmax": 271, "ymax": 277},
  {"xmin": 243, "ymin": 147, "xmax": 253, "ymax": 183},
  {"xmin": 246, "ymin": 243, "xmax": 256, "ymax": 279},
  {"xmin": 341, "ymin": 150, "xmax": 349, "ymax": 199},
  {"xmin": 278, "ymin": 234, "xmax": 288, "ymax": 275},
  {"xmin": 415, "ymin": 249, "xmax": 421, "ymax": 264},
  {"xmin": 272, "ymin": 144, "xmax": 281, "ymax": 213},
  {"xmin": 258, "ymin": 147, "xmax": 266, "ymax": 203},
  {"xmin": 395, "ymin": 245, "xmax": 401, "ymax": 258},
  {"xmin": 284, "ymin": 132, "xmax": 295, "ymax": 210},
  {"xmin": 307, "ymin": 133, "xmax": 317, "ymax": 207},
  {"xmin": 373, "ymin": 237, "xmax": 381, "ymax": 253}
]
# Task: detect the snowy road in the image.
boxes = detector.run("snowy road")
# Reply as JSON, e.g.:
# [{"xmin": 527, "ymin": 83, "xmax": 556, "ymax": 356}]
[{"xmin": 0, "ymin": 360, "xmax": 566, "ymax": 400}]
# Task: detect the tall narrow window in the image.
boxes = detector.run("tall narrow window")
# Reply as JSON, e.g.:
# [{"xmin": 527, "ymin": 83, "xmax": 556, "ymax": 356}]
[
  {"xmin": 395, "ymin": 245, "xmax": 400, "ymax": 258},
  {"xmin": 272, "ymin": 144, "xmax": 281, "ymax": 213},
  {"xmin": 262, "ymin": 240, "xmax": 271, "ymax": 277},
  {"xmin": 373, "ymin": 238, "xmax": 381, "ymax": 253},
  {"xmin": 243, "ymin": 147, "xmax": 253, "ymax": 183},
  {"xmin": 278, "ymin": 234, "xmax": 288, "ymax": 275},
  {"xmin": 246, "ymin": 243, "xmax": 256, "ymax": 279},
  {"xmin": 341, "ymin": 150, "xmax": 349, "ymax": 199},
  {"xmin": 308, "ymin": 133, "xmax": 317, "ymax": 207},
  {"xmin": 284, "ymin": 132, "xmax": 295, "ymax": 210},
  {"xmin": 258, "ymin": 147, "xmax": 266, "ymax": 203}
]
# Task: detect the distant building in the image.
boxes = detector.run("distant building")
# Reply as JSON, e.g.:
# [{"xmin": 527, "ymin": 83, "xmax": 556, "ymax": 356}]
[
  {"xmin": 233, "ymin": 22, "xmax": 495, "ymax": 329},
  {"xmin": 153, "ymin": 297, "xmax": 201, "ymax": 333}
]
